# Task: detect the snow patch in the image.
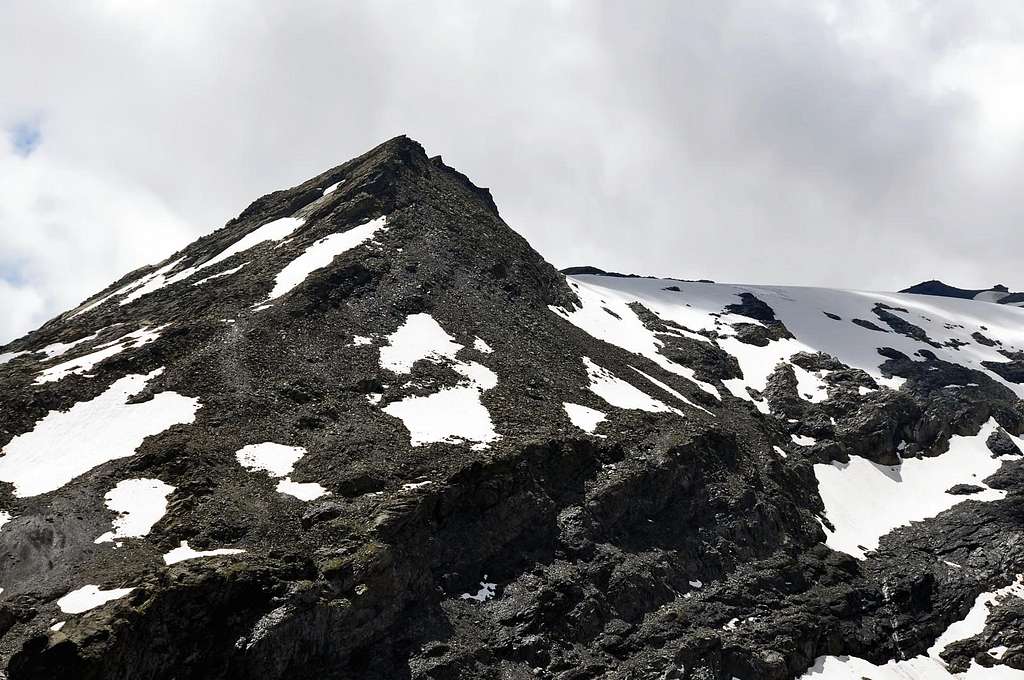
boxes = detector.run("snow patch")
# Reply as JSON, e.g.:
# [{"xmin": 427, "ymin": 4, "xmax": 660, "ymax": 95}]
[
  {"xmin": 460, "ymin": 577, "xmax": 497, "ymax": 602},
  {"xmin": 0, "ymin": 351, "xmax": 28, "ymax": 365},
  {"xmin": 815, "ymin": 419, "xmax": 1008, "ymax": 559},
  {"xmin": 262, "ymin": 216, "xmax": 387, "ymax": 303},
  {"xmin": 582, "ymin": 357, "xmax": 674, "ymax": 413},
  {"xmin": 73, "ymin": 259, "xmax": 184, "ymax": 316},
  {"xmin": 383, "ymin": 387, "xmax": 498, "ymax": 447},
  {"xmin": 473, "ymin": 337, "xmax": 494, "ymax": 354},
  {"xmin": 236, "ymin": 443, "xmax": 306, "ymax": 478},
  {"xmin": 379, "ymin": 313, "xmax": 463, "ymax": 373},
  {"xmin": 108, "ymin": 217, "xmax": 305, "ymax": 307},
  {"xmin": 94, "ymin": 478, "xmax": 175, "ymax": 544},
  {"xmin": 929, "ymin": 576, "xmax": 1024, "ymax": 658},
  {"xmin": 40, "ymin": 329, "xmax": 105, "ymax": 358},
  {"xmin": 798, "ymin": 655, "xmax": 1024, "ymax": 679},
  {"xmin": 793, "ymin": 364, "xmax": 829, "ymax": 403},
  {"xmin": 35, "ymin": 326, "xmax": 165, "ymax": 384},
  {"xmin": 57, "ymin": 584, "xmax": 134, "ymax": 614},
  {"xmin": 379, "ymin": 314, "xmax": 500, "ymax": 448},
  {"xmin": 200, "ymin": 217, "xmax": 304, "ymax": 273},
  {"xmin": 235, "ymin": 443, "xmax": 328, "ymax": 500},
  {"xmin": 801, "ymin": 577, "xmax": 1024, "ymax": 678},
  {"xmin": 0, "ymin": 369, "xmax": 199, "ymax": 497},
  {"xmin": 163, "ymin": 541, "xmax": 246, "ymax": 565},
  {"xmin": 629, "ymin": 366, "xmax": 713, "ymax": 415},
  {"xmin": 274, "ymin": 478, "xmax": 328, "ymax": 501},
  {"xmin": 563, "ymin": 402, "xmax": 607, "ymax": 434},
  {"xmin": 192, "ymin": 262, "xmax": 248, "ymax": 286}
]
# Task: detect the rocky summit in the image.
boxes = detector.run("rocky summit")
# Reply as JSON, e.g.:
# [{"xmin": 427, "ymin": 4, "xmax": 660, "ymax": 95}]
[{"xmin": 2, "ymin": 137, "xmax": 1024, "ymax": 680}]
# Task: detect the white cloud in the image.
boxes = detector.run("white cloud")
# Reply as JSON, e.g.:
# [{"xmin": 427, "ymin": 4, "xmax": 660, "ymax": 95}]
[{"xmin": 0, "ymin": 144, "xmax": 193, "ymax": 341}]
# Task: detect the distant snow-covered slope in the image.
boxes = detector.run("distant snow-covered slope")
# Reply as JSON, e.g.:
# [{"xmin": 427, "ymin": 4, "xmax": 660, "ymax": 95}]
[{"xmin": 562, "ymin": 275, "xmax": 1024, "ymax": 402}]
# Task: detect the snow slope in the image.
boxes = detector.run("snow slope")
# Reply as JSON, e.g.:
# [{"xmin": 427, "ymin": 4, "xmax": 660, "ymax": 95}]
[{"xmin": 562, "ymin": 275, "xmax": 1024, "ymax": 400}]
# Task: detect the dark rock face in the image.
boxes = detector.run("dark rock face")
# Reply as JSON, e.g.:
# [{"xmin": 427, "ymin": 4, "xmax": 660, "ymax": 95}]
[
  {"xmin": 851, "ymin": 318, "xmax": 889, "ymax": 333},
  {"xmin": 985, "ymin": 350, "xmax": 1024, "ymax": 384},
  {"xmin": 989, "ymin": 428, "xmax": 1023, "ymax": 458},
  {"xmin": 725, "ymin": 293, "xmax": 794, "ymax": 345},
  {"xmin": 902, "ymin": 280, "xmax": 1024, "ymax": 305},
  {"xmin": 1, "ymin": 137, "xmax": 1024, "ymax": 679}
]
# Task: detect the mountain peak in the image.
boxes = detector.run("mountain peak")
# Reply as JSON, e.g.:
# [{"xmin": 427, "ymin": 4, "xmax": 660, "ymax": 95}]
[
  {"xmin": 4, "ymin": 141, "xmax": 1024, "ymax": 679},
  {"xmin": 5, "ymin": 136, "xmax": 571, "ymax": 355}
]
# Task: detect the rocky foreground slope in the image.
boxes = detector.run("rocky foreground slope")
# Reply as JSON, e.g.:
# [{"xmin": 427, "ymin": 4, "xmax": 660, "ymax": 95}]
[{"xmin": 1, "ymin": 137, "xmax": 1024, "ymax": 679}]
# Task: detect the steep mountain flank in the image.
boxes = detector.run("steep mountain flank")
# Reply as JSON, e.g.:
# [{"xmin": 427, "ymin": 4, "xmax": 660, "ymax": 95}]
[{"xmin": 1, "ymin": 138, "xmax": 1023, "ymax": 679}]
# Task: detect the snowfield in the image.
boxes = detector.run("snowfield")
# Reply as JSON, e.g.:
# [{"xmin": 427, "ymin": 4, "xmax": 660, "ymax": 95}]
[
  {"xmin": 562, "ymin": 275, "xmax": 1024, "ymax": 401},
  {"xmin": 815, "ymin": 419, "xmax": 1017, "ymax": 559}
]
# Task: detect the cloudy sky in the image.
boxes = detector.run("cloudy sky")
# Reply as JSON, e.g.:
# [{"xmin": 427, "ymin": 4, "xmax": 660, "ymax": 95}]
[{"xmin": 2, "ymin": 1, "xmax": 1023, "ymax": 343}]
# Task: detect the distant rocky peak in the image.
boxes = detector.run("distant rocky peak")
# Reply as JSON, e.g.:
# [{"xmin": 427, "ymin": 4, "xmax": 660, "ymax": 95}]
[{"xmin": 901, "ymin": 279, "xmax": 1024, "ymax": 306}]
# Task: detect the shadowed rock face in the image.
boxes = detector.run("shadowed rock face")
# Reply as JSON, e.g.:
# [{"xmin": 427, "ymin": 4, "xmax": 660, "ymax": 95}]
[{"xmin": 1, "ymin": 137, "xmax": 1024, "ymax": 679}]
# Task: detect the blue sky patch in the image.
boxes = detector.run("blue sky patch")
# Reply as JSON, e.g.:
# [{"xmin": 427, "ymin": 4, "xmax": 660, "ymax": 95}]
[{"xmin": 9, "ymin": 121, "xmax": 42, "ymax": 157}]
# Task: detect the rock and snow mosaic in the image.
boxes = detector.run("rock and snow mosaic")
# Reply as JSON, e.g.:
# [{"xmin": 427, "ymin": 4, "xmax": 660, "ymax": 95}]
[
  {"xmin": 235, "ymin": 442, "xmax": 328, "ymax": 501},
  {"xmin": 558, "ymin": 274, "xmax": 1024, "ymax": 607},
  {"xmin": 815, "ymin": 419, "xmax": 1019, "ymax": 560},
  {"xmin": 581, "ymin": 357, "xmax": 676, "ymax": 414},
  {"xmin": 560, "ymin": 274, "xmax": 1024, "ymax": 404},
  {"xmin": 799, "ymin": 576, "xmax": 1024, "ymax": 679},
  {"xmin": 261, "ymin": 216, "xmax": 388, "ymax": 304},
  {"xmin": 35, "ymin": 326, "xmax": 166, "ymax": 384},
  {"xmin": 0, "ymin": 369, "xmax": 199, "ymax": 497},
  {"xmin": 377, "ymin": 313, "xmax": 499, "ymax": 448},
  {"xmin": 71, "ymin": 215, "xmax": 308, "ymax": 315}
]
